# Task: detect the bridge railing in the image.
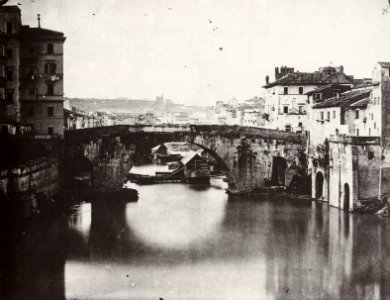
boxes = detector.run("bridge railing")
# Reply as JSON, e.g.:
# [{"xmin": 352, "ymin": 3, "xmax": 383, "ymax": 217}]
[
  {"xmin": 65, "ymin": 124, "xmax": 305, "ymax": 144},
  {"xmin": 127, "ymin": 125, "xmax": 191, "ymax": 133}
]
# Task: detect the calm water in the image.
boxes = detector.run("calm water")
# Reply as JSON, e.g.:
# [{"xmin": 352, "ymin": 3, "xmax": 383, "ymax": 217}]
[{"xmin": 3, "ymin": 175, "xmax": 390, "ymax": 300}]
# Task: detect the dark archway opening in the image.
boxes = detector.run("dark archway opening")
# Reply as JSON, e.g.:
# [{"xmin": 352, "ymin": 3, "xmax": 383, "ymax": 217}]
[
  {"xmin": 344, "ymin": 183, "xmax": 350, "ymax": 211},
  {"xmin": 315, "ymin": 172, "xmax": 324, "ymax": 199},
  {"xmin": 66, "ymin": 156, "xmax": 94, "ymax": 187},
  {"xmin": 271, "ymin": 157, "xmax": 287, "ymax": 186}
]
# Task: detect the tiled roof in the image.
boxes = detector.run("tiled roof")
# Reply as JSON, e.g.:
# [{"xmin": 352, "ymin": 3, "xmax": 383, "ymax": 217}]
[
  {"xmin": 181, "ymin": 151, "xmax": 201, "ymax": 165},
  {"xmin": 263, "ymin": 71, "xmax": 353, "ymax": 88},
  {"xmin": 350, "ymin": 98, "xmax": 370, "ymax": 108},
  {"xmin": 378, "ymin": 62, "xmax": 390, "ymax": 67},
  {"xmin": 312, "ymin": 89, "xmax": 371, "ymax": 110},
  {"xmin": 305, "ymin": 84, "xmax": 333, "ymax": 95},
  {"xmin": 0, "ymin": 5, "xmax": 21, "ymax": 12},
  {"xmin": 21, "ymin": 26, "xmax": 65, "ymax": 41},
  {"xmin": 351, "ymin": 83, "xmax": 373, "ymax": 90}
]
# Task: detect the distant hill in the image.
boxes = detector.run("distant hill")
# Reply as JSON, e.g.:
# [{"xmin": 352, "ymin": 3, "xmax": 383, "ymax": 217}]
[{"xmin": 66, "ymin": 98, "xmax": 210, "ymax": 115}]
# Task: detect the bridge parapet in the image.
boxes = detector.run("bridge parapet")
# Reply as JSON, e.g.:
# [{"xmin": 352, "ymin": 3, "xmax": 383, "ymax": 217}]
[{"xmin": 191, "ymin": 125, "xmax": 305, "ymax": 144}]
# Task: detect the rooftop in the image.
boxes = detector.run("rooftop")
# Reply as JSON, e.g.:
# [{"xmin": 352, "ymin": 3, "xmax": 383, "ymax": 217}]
[
  {"xmin": 180, "ymin": 151, "xmax": 202, "ymax": 165},
  {"xmin": 378, "ymin": 61, "xmax": 390, "ymax": 67},
  {"xmin": 263, "ymin": 70, "xmax": 353, "ymax": 88},
  {"xmin": 312, "ymin": 89, "xmax": 372, "ymax": 110},
  {"xmin": 21, "ymin": 26, "xmax": 66, "ymax": 41},
  {"xmin": 349, "ymin": 98, "xmax": 370, "ymax": 108},
  {"xmin": 0, "ymin": 5, "xmax": 21, "ymax": 13}
]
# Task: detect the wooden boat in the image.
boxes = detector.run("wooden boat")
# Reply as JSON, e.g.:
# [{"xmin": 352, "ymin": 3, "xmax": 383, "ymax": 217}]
[{"xmin": 226, "ymin": 186, "xmax": 285, "ymax": 197}]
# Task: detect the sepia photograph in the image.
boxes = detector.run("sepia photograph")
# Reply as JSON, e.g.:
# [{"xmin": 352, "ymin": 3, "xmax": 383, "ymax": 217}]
[{"xmin": 1, "ymin": 0, "xmax": 390, "ymax": 299}]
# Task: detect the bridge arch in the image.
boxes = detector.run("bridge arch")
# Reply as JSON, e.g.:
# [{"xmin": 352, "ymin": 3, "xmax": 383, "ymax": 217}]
[
  {"xmin": 343, "ymin": 183, "xmax": 350, "ymax": 211},
  {"xmin": 65, "ymin": 125, "xmax": 306, "ymax": 192},
  {"xmin": 66, "ymin": 155, "xmax": 94, "ymax": 187}
]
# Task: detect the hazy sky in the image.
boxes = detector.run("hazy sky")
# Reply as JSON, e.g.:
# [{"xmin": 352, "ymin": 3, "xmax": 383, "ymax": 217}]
[{"xmin": 8, "ymin": 0, "xmax": 390, "ymax": 105}]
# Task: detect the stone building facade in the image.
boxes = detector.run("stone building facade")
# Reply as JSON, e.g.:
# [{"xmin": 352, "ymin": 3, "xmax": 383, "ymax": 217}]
[
  {"xmin": 0, "ymin": 5, "xmax": 66, "ymax": 136},
  {"xmin": 0, "ymin": 6, "xmax": 21, "ymax": 122},
  {"xmin": 263, "ymin": 65, "xmax": 353, "ymax": 133},
  {"xmin": 309, "ymin": 62, "xmax": 390, "ymax": 210}
]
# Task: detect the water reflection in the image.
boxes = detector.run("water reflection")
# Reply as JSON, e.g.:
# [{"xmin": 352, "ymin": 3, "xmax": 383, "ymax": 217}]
[
  {"xmin": 63, "ymin": 184, "xmax": 390, "ymax": 300},
  {"xmin": 5, "ymin": 178, "xmax": 390, "ymax": 299},
  {"xmin": 68, "ymin": 202, "xmax": 91, "ymax": 241},
  {"xmin": 126, "ymin": 184, "xmax": 227, "ymax": 250}
]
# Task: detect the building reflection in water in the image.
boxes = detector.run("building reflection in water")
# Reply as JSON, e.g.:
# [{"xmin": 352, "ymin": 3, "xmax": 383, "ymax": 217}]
[
  {"xmin": 63, "ymin": 182, "xmax": 390, "ymax": 300},
  {"xmin": 125, "ymin": 186, "xmax": 228, "ymax": 250},
  {"xmin": 0, "ymin": 215, "xmax": 68, "ymax": 300},
  {"xmin": 68, "ymin": 202, "xmax": 92, "ymax": 241}
]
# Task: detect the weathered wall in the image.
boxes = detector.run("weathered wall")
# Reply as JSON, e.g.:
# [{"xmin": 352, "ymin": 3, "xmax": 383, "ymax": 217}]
[
  {"xmin": 328, "ymin": 136, "xmax": 380, "ymax": 211},
  {"xmin": 192, "ymin": 129, "xmax": 305, "ymax": 192},
  {"xmin": 8, "ymin": 159, "xmax": 61, "ymax": 196},
  {"xmin": 0, "ymin": 168, "xmax": 8, "ymax": 194},
  {"xmin": 381, "ymin": 78, "xmax": 390, "ymax": 197}
]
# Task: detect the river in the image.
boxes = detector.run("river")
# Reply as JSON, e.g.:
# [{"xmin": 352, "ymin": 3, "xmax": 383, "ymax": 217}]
[{"xmin": 2, "ymin": 170, "xmax": 390, "ymax": 300}]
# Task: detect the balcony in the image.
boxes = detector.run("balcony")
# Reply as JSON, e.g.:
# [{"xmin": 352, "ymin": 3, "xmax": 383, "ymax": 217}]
[{"xmin": 22, "ymin": 73, "xmax": 63, "ymax": 83}]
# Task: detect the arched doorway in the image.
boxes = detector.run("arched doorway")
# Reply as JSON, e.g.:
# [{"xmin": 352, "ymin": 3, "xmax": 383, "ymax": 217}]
[
  {"xmin": 344, "ymin": 183, "xmax": 350, "ymax": 211},
  {"xmin": 67, "ymin": 156, "xmax": 94, "ymax": 187},
  {"xmin": 315, "ymin": 172, "xmax": 324, "ymax": 199},
  {"xmin": 271, "ymin": 157, "xmax": 287, "ymax": 186}
]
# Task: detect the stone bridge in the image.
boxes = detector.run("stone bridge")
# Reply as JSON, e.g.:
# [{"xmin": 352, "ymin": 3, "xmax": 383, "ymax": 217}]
[{"xmin": 64, "ymin": 125, "xmax": 307, "ymax": 193}]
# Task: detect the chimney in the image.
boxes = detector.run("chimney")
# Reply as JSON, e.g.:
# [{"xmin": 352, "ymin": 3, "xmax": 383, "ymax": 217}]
[
  {"xmin": 265, "ymin": 75, "xmax": 269, "ymax": 85},
  {"xmin": 336, "ymin": 65, "xmax": 344, "ymax": 73},
  {"xmin": 37, "ymin": 14, "xmax": 41, "ymax": 28}
]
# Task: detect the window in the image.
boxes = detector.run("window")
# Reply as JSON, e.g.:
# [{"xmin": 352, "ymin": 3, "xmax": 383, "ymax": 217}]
[
  {"xmin": 0, "ymin": 44, "xmax": 4, "ymax": 57},
  {"xmin": 44, "ymin": 62, "xmax": 56, "ymax": 74},
  {"xmin": 369, "ymin": 128, "xmax": 371, "ymax": 136},
  {"xmin": 356, "ymin": 129, "xmax": 359, "ymax": 136},
  {"xmin": 315, "ymin": 93, "xmax": 322, "ymax": 100},
  {"xmin": 28, "ymin": 107, "xmax": 34, "ymax": 117},
  {"xmin": 333, "ymin": 111, "xmax": 336, "ymax": 119},
  {"xmin": 47, "ymin": 106, "xmax": 54, "ymax": 117},
  {"xmin": 0, "ymin": 64, "xmax": 5, "ymax": 77},
  {"xmin": 372, "ymin": 113, "xmax": 374, "ymax": 120},
  {"xmin": 0, "ymin": 88, "xmax": 4, "ymax": 100},
  {"xmin": 320, "ymin": 111, "xmax": 324, "ymax": 121},
  {"xmin": 283, "ymin": 87, "xmax": 288, "ymax": 95},
  {"xmin": 48, "ymin": 127, "xmax": 54, "ymax": 135},
  {"xmin": 6, "ymin": 68, "xmax": 13, "ymax": 81},
  {"xmin": 6, "ymin": 22, "xmax": 12, "ymax": 34},
  {"xmin": 6, "ymin": 49, "xmax": 12, "ymax": 59},
  {"xmin": 374, "ymin": 122, "xmax": 376, "ymax": 129},
  {"xmin": 285, "ymin": 124, "xmax": 291, "ymax": 132},
  {"xmin": 6, "ymin": 90, "xmax": 13, "ymax": 102},
  {"xmin": 327, "ymin": 111, "xmax": 330, "ymax": 121},
  {"xmin": 298, "ymin": 122, "xmax": 302, "ymax": 127},
  {"xmin": 299, "ymin": 106, "xmax": 304, "ymax": 114},
  {"xmin": 299, "ymin": 86, "xmax": 304, "ymax": 95},
  {"xmin": 368, "ymin": 151, "xmax": 374, "ymax": 160},
  {"xmin": 47, "ymin": 83, "xmax": 54, "ymax": 96},
  {"xmin": 283, "ymin": 106, "xmax": 288, "ymax": 114},
  {"xmin": 355, "ymin": 110, "xmax": 359, "ymax": 119},
  {"xmin": 47, "ymin": 44, "xmax": 54, "ymax": 54}
]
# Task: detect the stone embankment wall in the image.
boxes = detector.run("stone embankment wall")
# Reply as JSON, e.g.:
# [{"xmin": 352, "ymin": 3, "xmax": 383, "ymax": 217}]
[{"xmin": 8, "ymin": 159, "xmax": 61, "ymax": 197}]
